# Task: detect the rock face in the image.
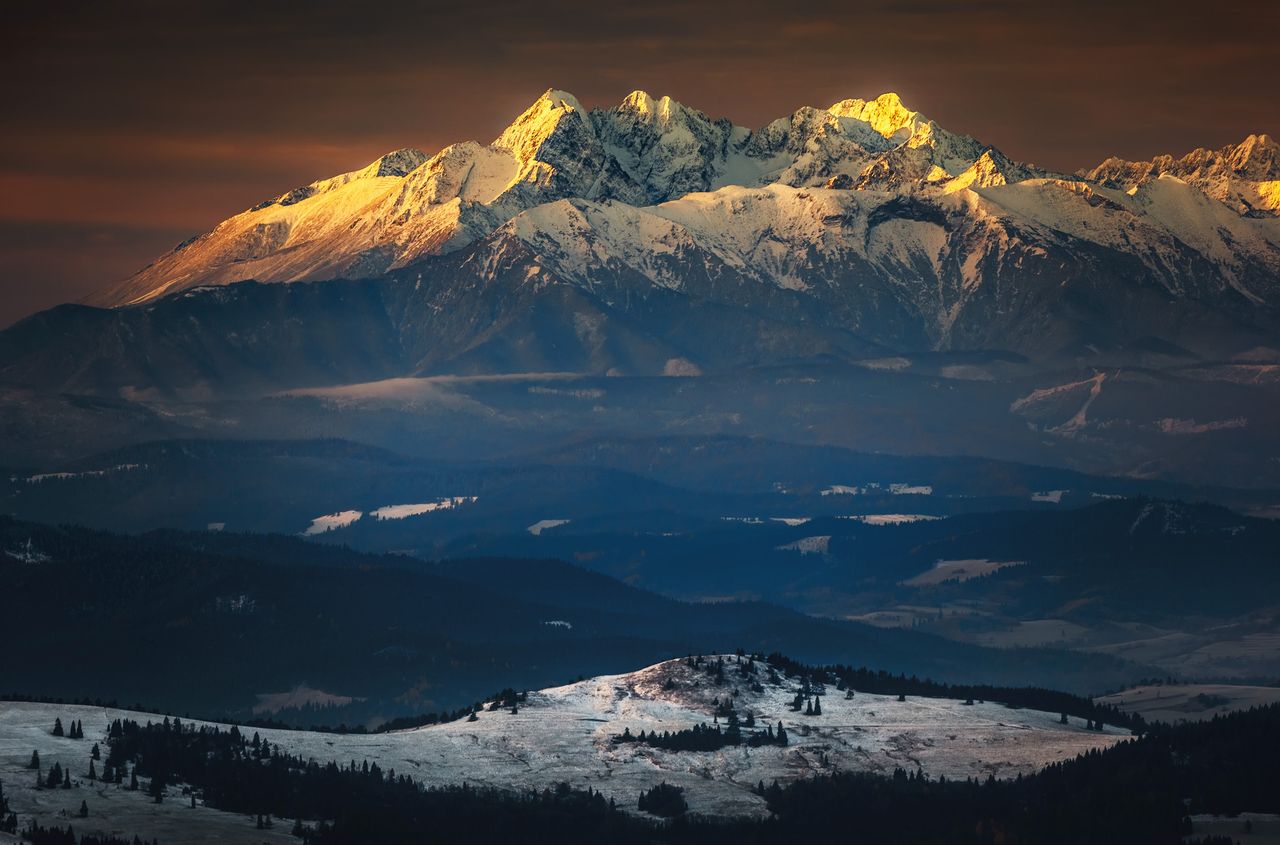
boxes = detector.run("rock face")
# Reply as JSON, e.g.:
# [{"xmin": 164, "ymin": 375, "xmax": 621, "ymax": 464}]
[{"xmin": 5, "ymin": 89, "xmax": 1280, "ymax": 395}]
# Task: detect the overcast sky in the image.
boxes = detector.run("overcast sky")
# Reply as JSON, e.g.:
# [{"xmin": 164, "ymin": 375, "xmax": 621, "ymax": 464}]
[{"xmin": 2, "ymin": 0, "xmax": 1277, "ymax": 326}]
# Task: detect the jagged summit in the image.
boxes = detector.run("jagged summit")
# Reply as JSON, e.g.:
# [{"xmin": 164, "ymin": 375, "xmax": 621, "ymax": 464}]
[
  {"xmin": 828, "ymin": 92, "xmax": 923, "ymax": 139},
  {"xmin": 84, "ymin": 88, "xmax": 1277, "ymax": 319},
  {"xmin": 1082, "ymin": 133, "xmax": 1280, "ymax": 216}
]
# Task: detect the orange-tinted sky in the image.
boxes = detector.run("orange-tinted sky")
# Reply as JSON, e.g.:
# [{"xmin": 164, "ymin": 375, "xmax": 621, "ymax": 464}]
[{"xmin": 1, "ymin": 0, "xmax": 1277, "ymax": 327}]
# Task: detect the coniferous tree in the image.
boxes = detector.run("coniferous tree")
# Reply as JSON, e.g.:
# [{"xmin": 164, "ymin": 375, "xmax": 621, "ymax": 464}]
[
  {"xmin": 52, "ymin": 718, "xmax": 64, "ymax": 737},
  {"xmin": 78, "ymin": 800, "xmax": 88, "ymax": 818},
  {"xmin": 28, "ymin": 750, "xmax": 40, "ymax": 769},
  {"xmin": 813, "ymin": 695, "xmax": 822, "ymax": 716},
  {"xmin": 88, "ymin": 760, "xmax": 96, "ymax": 781}
]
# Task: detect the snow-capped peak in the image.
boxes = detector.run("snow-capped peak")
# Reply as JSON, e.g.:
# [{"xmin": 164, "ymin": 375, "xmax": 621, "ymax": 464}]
[
  {"xmin": 1083, "ymin": 133, "xmax": 1280, "ymax": 216},
  {"xmin": 828, "ymin": 92, "xmax": 924, "ymax": 140},
  {"xmin": 87, "ymin": 87, "xmax": 1280, "ymax": 317},
  {"xmin": 617, "ymin": 90, "xmax": 692, "ymax": 125},
  {"xmin": 494, "ymin": 88, "xmax": 594, "ymax": 154}
]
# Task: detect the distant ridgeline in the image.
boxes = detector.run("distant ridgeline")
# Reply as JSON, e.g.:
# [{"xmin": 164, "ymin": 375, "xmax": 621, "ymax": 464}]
[{"xmin": 43, "ymin": 699, "xmax": 1280, "ymax": 844}]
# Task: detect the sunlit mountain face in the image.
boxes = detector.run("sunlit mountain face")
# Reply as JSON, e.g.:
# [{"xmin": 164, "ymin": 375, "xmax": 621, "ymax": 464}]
[{"xmin": 3, "ymin": 3, "xmax": 1279, "ymax": 842}]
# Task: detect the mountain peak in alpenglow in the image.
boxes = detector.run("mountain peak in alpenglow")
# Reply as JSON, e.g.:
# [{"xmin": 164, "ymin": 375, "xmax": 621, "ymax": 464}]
[
  {"xmin": 827, "ymin": 92, "xmax": 923, "ymax": 139},
  {"xmin": 84, "ymin": 88, "xmax": 1279, "ymax": 317},
  {"xmin": 1082, "ymin": 132, "xmax": 1280, "ymax": 215}
]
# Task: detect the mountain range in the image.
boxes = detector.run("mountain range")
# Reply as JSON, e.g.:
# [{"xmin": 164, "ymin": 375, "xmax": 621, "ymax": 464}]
[{"xmin": 2, "ymin": 89, "xmax": 1278, "ymax": 399}]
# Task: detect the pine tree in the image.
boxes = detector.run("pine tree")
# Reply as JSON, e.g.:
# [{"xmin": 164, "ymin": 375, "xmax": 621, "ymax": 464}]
[
  {"xmin": 28, "ymin": 750, "xmax": 39, "ymax": 769},
  {"xmin": 88, "ymin": 760, "xmax": 96, "ymax": 781},
  {"xmin": 813, "ymin": 695, "xmax": 822, "ymax": 716},
  {"xmin": 91, "ymin": 743, "xmax": 100, "ymax": 760},
  {"xmin": 78, "ymin": 800, "xmax": 88, "ymax": 818},
  {"xmin": 52, "ymin": 718, "xmax": 64, "ymax": 737}
]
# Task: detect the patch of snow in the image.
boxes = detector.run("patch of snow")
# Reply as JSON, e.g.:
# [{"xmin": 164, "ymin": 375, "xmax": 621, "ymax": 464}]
[
  {"xmin": 528, "ymin": 519, "xmax": 571, "ymax": 536},
  {"xmin": 903, "ymin": 559, "xmax": 1027, "ymax": 587},
  {"xmin": 774, "ymin": 535, "xmax": 831, "ymax": 554},
  {"xmin": 371, "ymin": 497, "xmax": 477, "ymax": 520},
  {"xmin": 1031, "ymin": 490, "xmax": 1067, "ymax": 503},
  {"xmin": 4, "ymin": 538, "xmax": 50, "ymax": 564},
  {"xmin": 1156, "ymin": 417, "xmax": 1247, "ymax": 435},
  {"xmin": 843, "ymin": 514, "xmax": 943, "ymax": 525},
  {"xmin": 302, "ymin": 510, "xmax": 363, "ymax": 536},
  {"xmin": 26, "ymin": 463, "xmax": 144, "ymax": 483}
]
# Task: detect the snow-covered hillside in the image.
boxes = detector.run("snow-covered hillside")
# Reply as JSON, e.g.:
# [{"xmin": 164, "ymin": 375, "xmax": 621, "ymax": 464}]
[{"xmin": 0, "ymin": 656, "xmax": 1126, "ymax": 837}]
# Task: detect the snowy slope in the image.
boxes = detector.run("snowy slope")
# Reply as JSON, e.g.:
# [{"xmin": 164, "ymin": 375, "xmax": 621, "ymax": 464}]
[
  {"xmin": 1084, "ymin": 133, "xmax": 1280, "ymax": 216},
  {"xmin": 0, "ymin": 657, "xmax": 1126, "ymax": 828},
  {"xmin": 33, "ymin": 88, "xmax": 1279, "ymax": 382},
  {"xmin": 86, "ymin": 89, "xmax": 1080, "ymax": 308}
]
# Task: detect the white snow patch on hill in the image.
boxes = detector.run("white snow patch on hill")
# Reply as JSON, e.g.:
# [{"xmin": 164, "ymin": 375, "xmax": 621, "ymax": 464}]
[
  {"xmin": 844, "ymin": 514, "xmax": 943, "ymax": 525},
  {"xmin": 903, "ymin": 559, "xmax": 1027, "ymax": 587},
  {"xmin": 26, "ymin": 463, "xmax": 144, "ymax": 483},
  {"xmin": 302, "ymin": 510, "xmax": 363, "ymax": 535},
  {"xmin": 775, "ymin": 536, "xmax": 832, "ymax": 554},
  {"xmin": 371, "ymin": 496, "xmax": 477, "ymax": 520},
  {"xmin": 527, "ymin": 518, "xmax": 571, "ymax": 535}
]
